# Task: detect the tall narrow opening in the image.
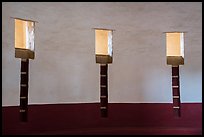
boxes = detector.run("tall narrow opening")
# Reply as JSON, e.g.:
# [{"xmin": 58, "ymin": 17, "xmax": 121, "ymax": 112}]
[
  {"xmin": 166, "ymin": 32, "xmax": 184, "ymax": 65},
  {"xmin": 15, "ymin": 18, "xmax": 35, "ymax": 59},
  {"xmin": 95, "ymin": 29, "xmax": 113, "ymax": 64}
]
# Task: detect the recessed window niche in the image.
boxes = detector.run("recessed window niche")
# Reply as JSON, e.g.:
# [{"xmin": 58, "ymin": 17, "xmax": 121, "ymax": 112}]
[
  {"xmin": 95, "ymin": 29, "xmax": 113, "ymax": 64},
  {"xmin": 166, "ymin": 32, "xmax": 184, "ymax": 65},
  {"xmin": 15, "ymin": 18, "xmax": 35, "ymax": 59}
]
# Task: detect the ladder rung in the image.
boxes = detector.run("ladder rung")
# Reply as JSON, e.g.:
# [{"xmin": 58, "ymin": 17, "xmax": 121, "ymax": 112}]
[
  {"xmin": 21, "ymin": 84, "xmax": 27, "ymax": 87},
  {"xmin": 20, "ymin": 96, "xmax": 27, "ymax": 99},
  {"xmin": 101, "ymin": 75, "xmax": 107, "ymax": 77},
  {"xmin": 100, "ymin": 107, "xmax": 107, "ymax": 109},
  {"xmin": 173, "ymin": 96, "xmax": 180, "ymax": 99},
  {"xmin": 21, "ymin": 72, "xmax": 27, "ymax": 74},
  {"xmin": 20, "ymin": 109, "xmax": 26, "ymax": 112},
  {"xmin": 101, "ymin": 85, "xmax": 106, "ymax": 88},
  {"xmin": 173, "ymin": 106, "xmax": 180, "ymax": 109},
  {"xmin": 172, "ymin": 86, "xmax": 179, "ymax": 88},
  {"xmin": 21, "ymin": 59, "xmax": 27, "ymax": 62},
  {"xmin": 172, "ymin": 76, "xmax": 178, "ymax": 78}
]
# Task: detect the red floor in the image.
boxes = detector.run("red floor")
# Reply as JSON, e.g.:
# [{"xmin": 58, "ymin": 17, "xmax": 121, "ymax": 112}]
[{"xmin": 2, "ymin": 103, "xmax": 202, "ymax": 135}]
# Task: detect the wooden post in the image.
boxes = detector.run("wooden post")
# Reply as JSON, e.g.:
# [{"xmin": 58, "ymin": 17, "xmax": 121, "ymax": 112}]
[
  {"xmin": 100, "ymin": 64, "xmax": 108, "ymax": 117},
  {"xmin": 20, "ymin": 59, "xmax": 29, "ymax": 122},
  {"xmin": 172, "ymin": 65, "xmax": 181, "ymax": 117}
]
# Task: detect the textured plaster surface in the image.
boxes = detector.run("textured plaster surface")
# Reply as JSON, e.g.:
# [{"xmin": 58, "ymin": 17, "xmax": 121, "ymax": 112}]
[{"xmin": 2, "ymin": 2, "xmax": 202, "ymax": 106}]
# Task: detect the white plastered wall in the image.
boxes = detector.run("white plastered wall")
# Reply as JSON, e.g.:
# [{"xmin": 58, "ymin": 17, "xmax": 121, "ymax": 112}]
[{"xmin": 2, "ymin": 2, "xmax": 202, "ymax": 106}]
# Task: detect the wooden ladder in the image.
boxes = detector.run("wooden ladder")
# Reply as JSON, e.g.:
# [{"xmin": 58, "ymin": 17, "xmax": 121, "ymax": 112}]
[
  {"xmin": 100, "ymin": 64, "xmax": 108, "ymax": 117},
  {"xmin": 20, "ymin": 59, "xmax": 29, "ymax": 122},
  {"xmin": 172, "ymin": 65, "xmax": 181, "ymax": 117}
]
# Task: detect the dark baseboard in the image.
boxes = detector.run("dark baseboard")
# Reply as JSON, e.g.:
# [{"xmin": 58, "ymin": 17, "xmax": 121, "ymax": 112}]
[{"xmin": 2, "ymin": 103, "xmax": 202, "ymax": 135}]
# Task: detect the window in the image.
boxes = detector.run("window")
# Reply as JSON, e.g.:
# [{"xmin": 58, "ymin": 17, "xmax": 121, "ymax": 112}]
[
  {"xmin": 15, "ymin": 18, "xmax": 35, "ymax": 59},
  {"xmin": 166, "ymin": 32, "xmax": 184, "ymax": 65},
  {"xmin": 95, "ymin": 29, "xmax": 113, "ymax": 64}
]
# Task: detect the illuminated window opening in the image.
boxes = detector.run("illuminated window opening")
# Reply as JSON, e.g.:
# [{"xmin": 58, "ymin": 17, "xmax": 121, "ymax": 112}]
[
  {"xmin": 166, "ymin": 32, "xmax": 184, "ymax": 65},
  {"xmin": 95, "ymin": 28, "xmax": 113, "ymax": 64},
  {"xmin": 15, "ymin": 18, "xmax": 35, "ymax": 59}
]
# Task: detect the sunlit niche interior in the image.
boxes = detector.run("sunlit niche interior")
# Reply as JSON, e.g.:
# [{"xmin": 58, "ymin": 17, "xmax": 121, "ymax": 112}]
[
  {"xmin": 95, "ymin": 29, "xmax": 113, "ymax": 56},
  {"xmin": 15, "ymin": 19, "xmax": 35, "ymax": 59},
  {"xmin": 166, "ymin": 32, "xmax": 184, "ymax": 58}
]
